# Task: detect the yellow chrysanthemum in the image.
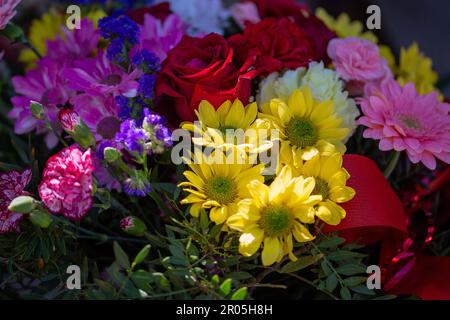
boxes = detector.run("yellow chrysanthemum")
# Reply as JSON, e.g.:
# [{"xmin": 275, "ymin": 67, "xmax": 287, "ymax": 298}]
[
  {"xmin": 20, "ymin": 9, "xmax": 106, "ymax": 68},
  {"xmin": 259, "ymin": 87, "xmax": 349, "ymax": 161},
  {"xmin": 279, "ymin": 150, "xmax": 355, "ymax": 226},
  {"xmin": 181, "ymin": 99, "xmax": 272, "ymax": 154},
  {"xmin": 227, "ymin": 166, "xmax": 321, "ymax": 266},
  {"xmin": 316, "ymin": 8, "xmax": 378, "ymax": 43},
  {"xmin": 397, "ymin": 42, "xmax": 439, "ymax": 96},
  {"xmin": 179, "ymin": 151, "xmax": 265, "ymax": 224}
]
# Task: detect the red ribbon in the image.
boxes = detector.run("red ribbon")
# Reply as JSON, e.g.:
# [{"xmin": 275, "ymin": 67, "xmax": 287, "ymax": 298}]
[{"xmin": 326, "ymin": 154, "xmax": 450, "ymax": 300}]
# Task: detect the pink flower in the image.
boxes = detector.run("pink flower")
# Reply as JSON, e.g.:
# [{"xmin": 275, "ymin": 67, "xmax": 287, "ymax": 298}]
[
  {"xmin": 71, "ymin": 94, "xmax": 120, "ymax": 141},
  {"xmin": 63, "ymin": 50, "xmax": 141, "ymax": 98},
  {"xmin": 327, "ymin": 37, "xmax": 392, "ymax": 95},
  {"xmin": 134, "ymin": 13, "xmax": 187, "ymax": 61},
  {"xmin": 358, "ymin": 79, "xmax": 450, "ymax": 170},
  {"xmin": 0, "ymin": 169, "xmax": 32, "ymax": 234},
  {"xmin": 0, "ymin": 0, "xmax": 21, "ymax": 30},
  {"xmin": 9, "ymin": 58, "xmax": 72, "ymax": 148},
  {"xmin": 230, "ymin": 2, "xmax": 261, "ymax": 28},
  {"xmin": 46, "ymin": 19, "xmax": 100, "ymax": 64},
  {"xmin": 58, "ymin": 108, "xmax": 81, "ymax": 132},
  {"xmin": 38, "ymin": 146, "xmax": 94, "ymax": 221}
]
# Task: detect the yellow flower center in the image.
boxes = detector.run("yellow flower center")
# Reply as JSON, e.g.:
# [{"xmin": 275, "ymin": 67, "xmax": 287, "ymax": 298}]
[
  {"xmin": 286, "ymin": 117, "xmax": 318, "ymax": 148},
  {"xmin": 259, "ymin": 205, "xmax": 294, "ymax": 237},
  {"xmin": 313, "ymin": 177, "xmax": 329, "ymax": 200},
  {"xmin": 205, "ymin": 176, "xmax": 237, "ymax": 204}
]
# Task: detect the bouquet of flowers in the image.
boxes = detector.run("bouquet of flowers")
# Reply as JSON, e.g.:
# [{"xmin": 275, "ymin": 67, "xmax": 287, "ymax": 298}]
[{"xmin": 0, "ymin": 0, "xmax": 449, "ymax": 300}]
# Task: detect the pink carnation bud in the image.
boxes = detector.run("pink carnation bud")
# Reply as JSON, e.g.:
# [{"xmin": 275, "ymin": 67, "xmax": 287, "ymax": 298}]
[
  {"xmin": 120, "ymin": 216, "xmax": 147, "ymax": 237},
  {"xmin": 59, "ymin": 108, "xmax": 81, "ymax": 132},
  {"xmin": 38, "ymin": 146, "xmax": 94, "ymax": 221}
]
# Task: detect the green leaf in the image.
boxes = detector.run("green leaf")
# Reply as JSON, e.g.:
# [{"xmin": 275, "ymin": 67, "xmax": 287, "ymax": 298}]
[
  {"xmin": 327, "ymin": 251, "xmax": 366, "ymax": 262},
  {"xmin": 132, "ymin": 244, "xmax": 151, "ymax": 269},
  {"xmin": 350, "ymin": 285, "xmax": 376, "ymax": 296},
  {"xmin": 231, "ymin": 287, "xmax": 248, "ymax": 300},
  {"xmin": 113, "ymin": 241, "xmax": 130, "ymax": 270},
  {"xmin": 321, "ymin": 260, "xmax": 332, "ymax": 276},
  {"xmin": 228, "ymin": 271, "xmax": 253, "ymax": 281},
  {"xmin": 199, "ymin": 208, "xmax": 209, "ymax": 233},
  {"xmin": 219, "ymin": 278, "xmax": 232, "ymax": 296},
  {"xmin": 318, "ymin": 237, "xmax": 346, "ymax": 249},
  {"xmin": 340, "ymin": 287, "xmax": 352, "ymax": 300},
  {"xmin": 325, "ymin": 274, "xmax": 338, "ymax": 292},
  {"xmin": 372, "ymin": 295, "xmax": 397, "ymax": 300},
  {"xmin": 281, "ymin": 254, "xmax": 323, "ymax": 273},
  {"xmin": 342, "ymin": 276, "xmax": 367, "ymax": 287},
  {"xmin": 0, "ymin": 23, "xmax": 24, "ymax": 42},
  {"xmin": 211, "ymin": 274, "xmax": 220, "ymax": 286},
  {"xmin": 335, "ymin": 264, "xmax": 366, "ymax": 276}
]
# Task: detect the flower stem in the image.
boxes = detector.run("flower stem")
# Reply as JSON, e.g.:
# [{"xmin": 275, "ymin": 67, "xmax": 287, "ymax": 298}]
[{"xmin": 384, "ymin": 151, "xmax": 400, "ymax": 179}]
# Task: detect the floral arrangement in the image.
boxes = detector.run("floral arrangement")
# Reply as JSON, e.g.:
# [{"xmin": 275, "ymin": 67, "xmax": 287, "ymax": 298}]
[{"xmin": 0, "ymin": 0, "xmax": 449, "ymax": 300}]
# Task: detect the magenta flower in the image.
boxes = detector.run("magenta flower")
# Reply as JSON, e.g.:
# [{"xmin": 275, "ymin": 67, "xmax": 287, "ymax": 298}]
[
  {"xmin": 9, "ymin": 58, "xmax": 72, "ymax": 148},
  {"xmin": 38, "ymin": 146, "xmax": 94, "ymax": 221},
  {"xmin": 327, "ymin": 37, "xmax": 392, "ymax": 95},
  {"xmin": 46, "ymin": 19, "xmax": 100, "ymax": 64},
  {"xmin": 0, "ymin": 0, "xmax": 21, "ymax": 30},
  {"xmin": 70, "ymin": 93, "xmax": 120, "ymax": 141},
  {"xmin": 134, "ymin": 13, "xmax": 187, "ymax": 61},
  {"xmin": 358, "ymin": 79, "xmax": 450, "ymax": 170},
  {"xmin": 63, "ymin": 50, "xmax": 141, "ymax": 98},
  {"xmin": 0, "ymin": 169, "xmax": 32, "ymax": 234}
]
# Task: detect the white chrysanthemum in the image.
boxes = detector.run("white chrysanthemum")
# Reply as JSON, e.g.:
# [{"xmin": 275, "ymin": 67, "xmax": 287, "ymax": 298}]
[
  {"xmin": 157, "ymin": 0, "xmax": 229, "ymax": 35},
  {"xmin": 257, "ymin": 62, "xmax": 360, "ymax": 140}
]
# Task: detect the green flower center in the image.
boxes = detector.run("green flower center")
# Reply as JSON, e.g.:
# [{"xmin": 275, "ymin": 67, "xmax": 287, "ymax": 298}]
[
  {"xmin": 259, "ymin": 205, "xmax": 294, "ymax": 237},
  {"xmin": 312, "ymin": 177, "xmax": 329, "ymax": 200},
  {"xmin": 397, "ymin": 114, "xmax": 422, "ymax": 130},
  {"xmin": 205, "ymin": 176, "xmax": 237, "ymax": 204},
  {"xmin": 286, "ymin": 117, "xmax": 318, "ymax": 148}
]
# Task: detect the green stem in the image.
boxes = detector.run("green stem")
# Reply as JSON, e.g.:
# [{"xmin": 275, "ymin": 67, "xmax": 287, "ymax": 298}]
[{"xmin": 383, "ymin": 151, "xmax": 400, "ymax": 179}]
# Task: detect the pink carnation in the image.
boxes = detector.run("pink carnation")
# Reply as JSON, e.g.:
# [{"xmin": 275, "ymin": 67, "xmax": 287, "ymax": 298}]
[
  {"xmin": 0, "ymin": 169, "xmax": 32, "ymax": 234},
  {"xmin": 38, "ymin": 146, "xmax": 94, "ymax": 221},
  {"xmin": 358, "ymin": 79, "xmax": 450, "ymax": 170},
  {"xmin": 327, "ymin": 37, "xmax": 392, "ymax": 95},
  {"xmin": 0, "ymin": 0, "xmax": 21, "ymax": 30},
  {"xmin": 230, "ymin": 2, "xmax": 261, "ymax": 28}
]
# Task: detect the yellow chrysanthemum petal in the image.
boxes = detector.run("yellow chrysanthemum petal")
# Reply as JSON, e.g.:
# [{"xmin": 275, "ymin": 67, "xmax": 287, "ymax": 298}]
[
  {"xmin": 261, "ymin": 237, "xmax": 282, "ymax": 266},
  {"xmin": 239, "ymin": 226, "xmax": 264, "ymax": 257}
]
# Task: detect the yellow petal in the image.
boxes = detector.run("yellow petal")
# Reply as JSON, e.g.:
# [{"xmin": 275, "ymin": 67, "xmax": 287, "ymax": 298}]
[
  {"xmin": 239, "ymin": 226, "xmax": 264, "ymax": 257},
  {"xmin": 217, "ymin": 100, "xmax": 231, "ymax": 125},
  {"xmin": 315, "ymin": 201, "xmax": 345, "ymax": 225},
  {"xmin": 248, "ymin": 180, "xmax": 269, "ymax": 208},
  {"xmin": 189, "ymin": 203, "xmax": 202, "ymax": 217},
  {"xmin": 320, "ymin": 153, "xmax": 343, "ymax": 180},
  {"xmin": 292, "ymin": 205, "xmax": 315, "ymax": 224},
  {"xmin": 269, "ymin": 166, "xmax": 292, "ymax": 202},
  {"xmin": 242, "ymin": 102, "xmax": 258, "ymax": 128},
  {"xmin": 183, "ymin": 171, "xmax": 205, "ymax": 189},
  {"xmin": 287, "ymin": 89, "xmax": 306, "ymax": 118},
  {"xmin": 310, "ymin": 100, "xmax": 333, "ymax": 123},
  {"xmin": 210, "ymin": 206, "xmax": 228, "ymax": 224},
  {"xmin": 292, "ymin": 222, "xmax": 314, "ymax": 243},
  {"xmin": 225, "ymin": 99, "xmax": 245, "ymax": 128},
  {"xmin": 262, "ymin": 237, "xmax": 282, "ymax": 266},
  {"xmin": 329, "ymin": 186, "xmax": 355, "ymax": 203},
  {"xmin": 198, "ymin": 100, "xmax": 219, "ymax": 128}
]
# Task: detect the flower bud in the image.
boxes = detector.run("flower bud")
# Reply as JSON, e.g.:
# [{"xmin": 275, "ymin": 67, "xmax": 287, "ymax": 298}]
[
  {"xmin": 30, "ymin": 101, "xmax": 45, "ymax": 120},
  {"xmin": 8, "ymin": 195, "xmax": 36, "ymax": 214},
  {"xmin": 103, "ymin": 147, "xmax": 121, "ymax": 163},
  {"xmin": 120, "ymin": 216, "xmax": 147, "ymax": 237},
  {"xmin": 58, "ymin": 109, "xmax": 95, "ymax": 149},
  {"xmin": 29, "ymin": 211, "xmax": 53, "ymax": 229}
]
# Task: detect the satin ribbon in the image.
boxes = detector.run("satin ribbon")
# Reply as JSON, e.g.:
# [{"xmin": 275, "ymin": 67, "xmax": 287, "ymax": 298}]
[{"xmin": 326, "ymin": 154, "xmax": 450, "ymax": 300}]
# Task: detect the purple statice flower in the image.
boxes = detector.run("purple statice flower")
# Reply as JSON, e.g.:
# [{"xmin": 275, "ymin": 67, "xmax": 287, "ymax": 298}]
[
  {"xmin": 115, "ymin": 119, "xmax": 149, "ymax": 154},
  {"xmin": 138, "ymin": 74, "xmax": 156, "ymax": 99},
  {"xmin": 115, "ymin": 96, "xmax": 132, "ymax": 120},
  {"xmin": 99, "ymin": 15, "xmax": 140, "ymax": 45},
  {"xmin": 132, "ymin": 50, "xmax": 160, "ymax": 73},
  {"xmin": 142, "ymin": 110, "xmax": 172, "ymax": 153},
  {"xmin": 107, "ymin": 38, "xmax": 126, "ymax": 63},
  {"xmin": 123, "ymin": 175, "xmax": 151, "ymax": 197}
]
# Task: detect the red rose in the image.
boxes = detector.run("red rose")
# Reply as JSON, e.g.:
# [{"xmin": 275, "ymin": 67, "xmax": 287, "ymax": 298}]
[
  {"xmin": 127, "ymin": 2, "xmax": 172, "ymax": 24},
  {"xmin": 240, "ymin": 1, "xmax": 335, "ymax": 64},
  {"xmin": 155, "ymin": 33, "xmax": 257, "ymax": 124},
  {"xmin": 244, "ymin": 0, "xmax": 309, "ymax": 19},
  {"xmin": 228, "ymin": 18, "xmax": 316, "ymax": 76}
]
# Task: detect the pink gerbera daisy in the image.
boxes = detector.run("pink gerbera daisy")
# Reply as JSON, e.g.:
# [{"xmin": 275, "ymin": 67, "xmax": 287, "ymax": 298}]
[
  {"xmin": 0, "ymin": 0, "xmax": 21, "ymax": 30},
  {"xmin": 63, "ymin": 50, "xmax": 141, "ymax": 98},
  {"xmin": 0, "ymin": 169, "xmax": 32, "ymax": 234},
  {"xmin": 358, "ymin": 79, "xmax": 450, "ymax": 170}
]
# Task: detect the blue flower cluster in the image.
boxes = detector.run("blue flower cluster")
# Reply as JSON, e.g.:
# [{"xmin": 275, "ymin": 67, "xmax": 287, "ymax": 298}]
[
  {"xmin": 115, "ymin": 119, "xmax": 149, "ymax": 154},
  {"xmin": 123, "ymin": 176, "xmax": 151, "ymax": 197},
  {"xmin": 132, "ymin": 50, "xmax": 161, "ymax": 73}
]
